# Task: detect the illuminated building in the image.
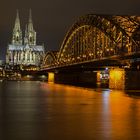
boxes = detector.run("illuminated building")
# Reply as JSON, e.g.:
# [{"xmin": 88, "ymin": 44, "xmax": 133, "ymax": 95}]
[{"xmin": 6, "ymin": 10, "xmax": 44, "ymax": 66}]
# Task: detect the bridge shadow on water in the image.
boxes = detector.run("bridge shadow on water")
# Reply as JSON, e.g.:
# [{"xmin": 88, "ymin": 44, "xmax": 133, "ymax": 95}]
[
  {"xmin": 54, "ymin": 81, "xmax": 109, "ymax": 89},
  {"xmin": 125, "ymin": 90, "xmax": 140, "ymax": 98},
  {"xmin": 54, "ymin": 80, "xmax": 140, "ymax": 98}
]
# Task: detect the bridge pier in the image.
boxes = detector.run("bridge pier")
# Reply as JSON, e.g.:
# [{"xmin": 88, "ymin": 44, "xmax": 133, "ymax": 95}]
[
  {"xmin": 109, "ymin": 68, "xmax": 125, "ymax": 89},
  {"xmin": 109, "ymin": 68, "xmax": 140, "ymax": 90},
  {"xmin": 48, "ymin": 72, "xmax": 55, "ymax": 83}
]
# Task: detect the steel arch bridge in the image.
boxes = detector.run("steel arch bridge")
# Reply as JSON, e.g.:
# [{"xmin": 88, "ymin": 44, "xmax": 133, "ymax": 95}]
[{"xmin": 42, "ymin": 14, "xmax": 140, "ymax": 70}]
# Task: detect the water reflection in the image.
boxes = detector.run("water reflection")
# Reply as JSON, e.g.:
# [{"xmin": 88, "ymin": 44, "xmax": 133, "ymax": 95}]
[{"xmin": 0, "ymin": 81, "xmax": 140, "ymax": 140}]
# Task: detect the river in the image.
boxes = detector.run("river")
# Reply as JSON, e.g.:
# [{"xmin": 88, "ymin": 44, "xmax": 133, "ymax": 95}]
[{"xmin": 0, "ymin": 81, "xmax": 140, "ymax": 140}]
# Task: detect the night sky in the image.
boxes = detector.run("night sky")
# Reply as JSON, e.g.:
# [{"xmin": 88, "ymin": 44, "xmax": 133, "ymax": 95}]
[{"xmin": 0, "ymin": 0, "xmax": 139, "ymax": 60}]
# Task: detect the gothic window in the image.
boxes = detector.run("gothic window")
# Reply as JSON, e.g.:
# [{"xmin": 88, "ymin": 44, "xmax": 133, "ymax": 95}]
[
  {"xmin": 27, "ymin": 52, "xmax": 30, "ymax": 61},
  {"xmin": 30, "ymin": 36, "xmax": 32, "ymax": 42},
  {"xmin": 16, "ymin": 36, "xmax": 19, "ymax": 41}
]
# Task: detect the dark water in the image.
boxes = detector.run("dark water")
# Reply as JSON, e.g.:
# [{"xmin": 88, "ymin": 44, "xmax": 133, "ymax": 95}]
[{"xmin": 0, "ymin": 81, "xmax": 140, "ymax": 140}]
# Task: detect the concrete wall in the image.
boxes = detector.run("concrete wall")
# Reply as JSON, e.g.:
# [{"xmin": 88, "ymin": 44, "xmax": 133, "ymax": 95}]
[
  {"xmin": 54, "ymin": 71, "xmax": 97, "ymax": 87},
  {"xmin": 109, "ymin": 68, "xmax": 140, "ymax": 90}
]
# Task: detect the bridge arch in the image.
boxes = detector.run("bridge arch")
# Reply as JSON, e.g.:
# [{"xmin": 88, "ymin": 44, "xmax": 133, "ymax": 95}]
[
  {"xmin": 42, "ymin": 51, "xmax": 58, "ymax": 68},
  {"xmin": 57, "ymin": 14, "xmax": 140, "ymax": 65}
]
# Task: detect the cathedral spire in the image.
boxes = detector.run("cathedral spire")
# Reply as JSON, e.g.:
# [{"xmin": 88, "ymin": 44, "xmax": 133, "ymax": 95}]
[
  {"xmin": 12, "ymin": 9, "xmax": 22, "ymax": 45},
  {"xmin": 14, "ymin": 9, "xmax": 21, "ymax": 30},
  {"xmin": 28, "ymin": 9, "xmax": 34, "ymax": 31},
  {"xmin": 24, "ymin": 9, "xmax": 36, "ymax": 45},
  {"xmin": 29, "ymin": 9, "xmax": 32, "ymax": 22}
]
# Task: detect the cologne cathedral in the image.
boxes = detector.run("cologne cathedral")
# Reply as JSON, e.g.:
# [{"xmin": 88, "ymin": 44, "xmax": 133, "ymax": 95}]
[{"xmin": 6, "ymin": 10, "xmax": 44, "ymax": 66}]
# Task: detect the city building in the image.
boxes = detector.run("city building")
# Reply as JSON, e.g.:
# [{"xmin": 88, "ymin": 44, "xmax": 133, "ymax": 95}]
[{"xmin": 6, "ymin": 10, "xmax": 45, "ymax": 66}]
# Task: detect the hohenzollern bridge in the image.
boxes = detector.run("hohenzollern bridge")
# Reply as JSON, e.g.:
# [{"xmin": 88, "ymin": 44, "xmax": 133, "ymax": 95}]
[{"xmin": 41, "ymin": 14, "xmax": 140, "ymax": 90}]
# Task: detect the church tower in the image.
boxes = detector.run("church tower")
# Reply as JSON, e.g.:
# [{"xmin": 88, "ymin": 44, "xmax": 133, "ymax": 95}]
[
  {"xmin": 7, "ymin": 9, "xmax": 44, "ymax": 66},
  {"xmin": 12, "ymin": 10, "xmax": 22, "ymax": 45},
  {"xmin": 24, "ymin": 9, "xmax": 36, "ymax": 45}
]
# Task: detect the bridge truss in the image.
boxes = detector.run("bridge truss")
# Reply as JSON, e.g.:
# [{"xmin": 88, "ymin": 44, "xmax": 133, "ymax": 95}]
[{"xmin": 42, "ymin": 14, "xmax": 140, "ymax": 69}]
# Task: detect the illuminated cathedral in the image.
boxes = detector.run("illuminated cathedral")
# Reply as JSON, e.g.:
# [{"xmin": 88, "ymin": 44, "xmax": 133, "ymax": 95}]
[{"xmin": 6, "ymin": 10, "xmax": 44, "ymax": 66}]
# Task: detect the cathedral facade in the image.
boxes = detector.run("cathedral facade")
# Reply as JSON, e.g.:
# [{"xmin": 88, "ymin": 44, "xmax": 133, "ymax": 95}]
[{"xmin": 6, "ymin": 10, "xmax": 45, "ymax": 66}]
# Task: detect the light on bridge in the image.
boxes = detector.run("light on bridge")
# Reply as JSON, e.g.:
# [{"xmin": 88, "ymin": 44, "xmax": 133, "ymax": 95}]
[
  {"xmin": 48, "ymin": 72, "xmax": 54, "ymax": 83},
  {"xmin": 109, "ymin": 68, "xmax": 125, "ymax": 89}
]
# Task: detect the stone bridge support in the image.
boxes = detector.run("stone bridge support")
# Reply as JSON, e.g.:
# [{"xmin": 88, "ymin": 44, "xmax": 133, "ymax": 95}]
[
  {"xmin": 48, "ymin": 72, "xmax": 55, "ymax": 83},
  {"xmin": 109, "ymin": 68, "xmax": 140, "ymax": 90}
]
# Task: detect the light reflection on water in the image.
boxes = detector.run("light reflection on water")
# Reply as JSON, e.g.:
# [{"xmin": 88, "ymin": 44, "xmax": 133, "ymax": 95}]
[{"xmin": 0, "ymin": 81, "xmax": 140, "ymax": 140}]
